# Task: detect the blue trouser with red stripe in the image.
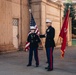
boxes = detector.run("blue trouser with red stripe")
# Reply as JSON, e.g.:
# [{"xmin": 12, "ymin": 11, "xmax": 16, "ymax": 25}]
[
  {"xmin": 28, "ymin": 47, "xmax": 39, "ymax": 66},
  {"xmin": 46, "ymin": 47, "xmax": 54, "ymax": 70}
]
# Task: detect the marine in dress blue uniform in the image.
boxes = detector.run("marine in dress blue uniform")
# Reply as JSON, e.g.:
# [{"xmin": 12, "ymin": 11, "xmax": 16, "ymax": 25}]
[
  {"xmin": 27, "ymin": 26, "xmax": 41, "ymax": 67},
  {"xmin": 40, "ymin": 19, "xmax": 55, "ymax": 71}
]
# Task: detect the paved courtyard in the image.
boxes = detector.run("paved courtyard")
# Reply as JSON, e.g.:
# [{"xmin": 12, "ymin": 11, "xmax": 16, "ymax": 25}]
[{"xmin": 0, "ymin": 46, "xmax": 76, "ymax": 75}]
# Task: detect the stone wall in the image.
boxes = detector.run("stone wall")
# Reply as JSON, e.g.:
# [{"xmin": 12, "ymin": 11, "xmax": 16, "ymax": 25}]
[
  {"xmin": 0, "ymin": 0, "xmax": 15, "ymax": 52},
  {"xmin": 0, "ymin": 0, "xmax": 29, "ymax": 53}
]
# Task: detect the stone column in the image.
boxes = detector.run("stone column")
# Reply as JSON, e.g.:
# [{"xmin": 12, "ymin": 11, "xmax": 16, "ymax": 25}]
[{"xmin": 19, "ymin": 0, "xmax": 30, "ymax": 50}]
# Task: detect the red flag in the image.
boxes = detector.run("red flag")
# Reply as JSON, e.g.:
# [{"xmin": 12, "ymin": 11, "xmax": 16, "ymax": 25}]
[{"xmin": 59, "ymin": 9, "xmax": 70, "ymax": 57}]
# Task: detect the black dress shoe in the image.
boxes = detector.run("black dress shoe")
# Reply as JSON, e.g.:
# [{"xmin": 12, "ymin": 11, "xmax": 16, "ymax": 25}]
[
  {"xmin": 47, "ymin": 69, "xmax": 53, "ymax": 71},
  {"xmin": 36, "ymin": 65, "xmax": 39, "ymax": 67},
  {"xmin": 46, "ymin": 61, "xmax": 48, "ymax": 63},
  {"xmin": 45, "ymin": 67, "xmax": 48, "ymax": 69},
  {"xmin": 27, "ymin": 64, "xmax": 31, "ymax": 67}
]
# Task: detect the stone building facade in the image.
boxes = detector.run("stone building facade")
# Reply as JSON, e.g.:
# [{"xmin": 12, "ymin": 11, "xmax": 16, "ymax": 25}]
[
  {"xmin": 0, "ymin": 0, "xmax": 29, "ymax": 53},
  {"xmin": 0, "ymin": 0, "xmax": 72, "ymax": 53}
]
